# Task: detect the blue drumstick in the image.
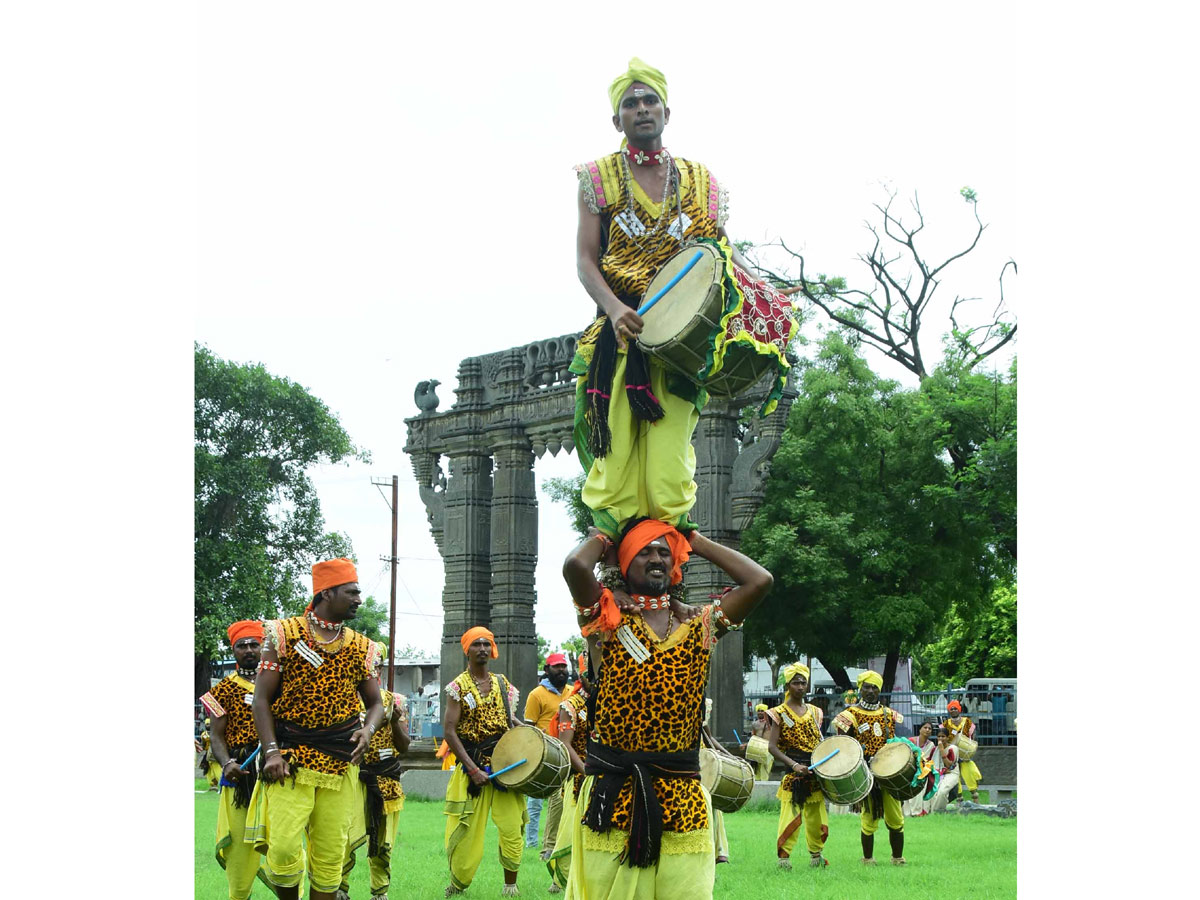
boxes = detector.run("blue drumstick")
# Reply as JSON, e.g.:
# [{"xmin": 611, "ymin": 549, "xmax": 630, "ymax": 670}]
[
  {"xmin": 732, "ymin": 730, "xmax": 742, "ymax": 745},
  {"xmin": 637, "ymin": 250, "xmax": 705, "ymax": 316},
  {"xmin": 808, "ymin": 748, "xmax": 840, "ymax": 771},
  {"xmin": 487, "ymin": 758, "xmax": 528, "ymax": 780}
]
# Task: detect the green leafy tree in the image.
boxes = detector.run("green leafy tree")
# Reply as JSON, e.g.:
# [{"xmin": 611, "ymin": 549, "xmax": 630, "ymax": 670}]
[
  {"xmin": 914, "ymin": 580, "xmax": 1016, "ymax": 689},
  {"xmin": 741, "ymin": 332, "xmax": 995, "ymax": 692},
  {"xmin": 352, "ymin": 595, "xmax": 390, "ymax": 645},
  {"xmin": 561, "ymin": 634, "xmax": 586, "ymax": 664},
  {"xmin": 542, "ymin": 473, "xmax": 591, "ymax": 539},
  {"xmin": 194, "ymin": 343, "xmax": 368, "ymax": 697}
]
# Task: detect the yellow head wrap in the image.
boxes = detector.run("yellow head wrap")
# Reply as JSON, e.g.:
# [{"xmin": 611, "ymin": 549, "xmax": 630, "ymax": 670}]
[
  {"xmin": 754, "ymin": 703, "xmax": 769, "ymax": 713},
  {"xmin": 608, "ymin": 57, "xmax": 668, "ymax": 114},
  {"xmin": 857, "ymin": 670, "xmax": 884, "ymax": 690},
  {"xmin": 782, "ymin": 662, "xmax": 810, "ymax": 685}
]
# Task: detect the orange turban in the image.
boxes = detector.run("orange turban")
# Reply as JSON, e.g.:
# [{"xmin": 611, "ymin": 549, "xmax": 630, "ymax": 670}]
[
  {"xmin": 312, "ymin": 558, "xmax": 358, "ymax": 595},
  {"xmin": 227, "ymin": 620, "xmax": 263, "ymax": 646},
  {"xmin": 584, "ymin": 520, "xmax": 691, "ymax": 637},
  {"xmin": 618, "ymin": 520, "xmax": 691, "ymax": 584},
  {"xmin": 947, "ymin": 700, "xmax": 962, "ymax": 713},
  {"xmin": 461, "ymin": 626, "xmax": 498, "ymax": 658}
]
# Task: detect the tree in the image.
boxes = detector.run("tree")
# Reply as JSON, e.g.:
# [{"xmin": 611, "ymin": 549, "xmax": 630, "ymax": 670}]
[
  {"xmin": 353, "ymin": 595, "xmax": 390, "ymax": 645},
  {"xmin": 740, "ymin": 331, "xmax": 996, "ymax": 692},
  {"xmin": 194, "ymin": 344, "xmax": 369, "ymax": 697},
  {"xmin": 542, "ymin": 473, "xmax": 591, "ymax": 539},
  {"xmin": 753, "ymin": 186, "xmax": 1016, "ymax": 380},
  {"xmin": 913, "ymin": 580, "xmax": 1016, "ymax": 690}
]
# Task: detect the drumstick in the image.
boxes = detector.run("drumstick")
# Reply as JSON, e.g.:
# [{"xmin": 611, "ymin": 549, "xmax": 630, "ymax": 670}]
[
  {"xmin": 636, "ymin": 250, "xmax": 705, "ymax": 316},
  {"xmin": 807, "ymin": 748, "xmax": 840, "ymax": 771},
  {"xmin": 487, "ymin": 758, "xmax": 528, "ymax": 780},
  {"xmin": 732, "ymin": 730, "xmax": 741, "ymax": 744}
]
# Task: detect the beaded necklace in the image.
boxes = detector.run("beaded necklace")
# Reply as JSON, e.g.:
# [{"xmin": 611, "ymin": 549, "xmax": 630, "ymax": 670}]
[
  {"xmin": 631, "ymin": 593, "xmax": 670, "ymax": 610},
  {"xmin": 235, "ymin": 666, "xmax": 257, "ymax": 678},
  {"xmin": 625, "ymin": 145, "xmax": 671, "ymax": 167},
  {"xmin": 858, "ymin": 699, "xmax": 882, "ymax": 711},
  {"xmin": 618, "ymin": 149, "xmax": 684, "ymax": 255},
  {"xmin": 306, "ymin": 611, "xmax": 343, "ymax": 645}
]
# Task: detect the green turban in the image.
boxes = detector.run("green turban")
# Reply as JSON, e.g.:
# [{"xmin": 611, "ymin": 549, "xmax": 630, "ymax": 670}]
[{"xmin": 608, "ymin": 57, "xmax": 668, "ymax": 113}]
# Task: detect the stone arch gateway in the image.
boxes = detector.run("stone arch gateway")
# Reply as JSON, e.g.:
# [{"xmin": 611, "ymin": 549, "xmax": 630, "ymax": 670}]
[{"xmin": 403, "ymin": 331, "xmax": 796, "ymax": 740}]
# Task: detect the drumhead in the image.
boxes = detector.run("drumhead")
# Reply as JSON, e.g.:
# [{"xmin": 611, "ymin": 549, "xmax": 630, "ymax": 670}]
[
  {"xmin": 491, "ymin": 725, "xmax": 547, "ymax": 785},
  {"xmin": 869, "ymin": 741, "xmax": 914, "ymax": 779},
  {"xmin": 811, "ymin": 735, "xmax": 863, "ymax": 778},
  {"xmin": 638, "ymin": 244, "xmax": 723, "ymax": 347},
  {"xmin": 698, "ymin": 747, "xmax": 720, "ymax": 792}
]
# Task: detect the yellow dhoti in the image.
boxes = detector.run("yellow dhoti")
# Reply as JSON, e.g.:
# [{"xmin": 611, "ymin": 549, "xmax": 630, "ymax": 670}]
[
  {"xmin": 775, "ymin": 784, "xmax": 828, "ymax": 858},
  {"xmin": 443, "ymin": 767, "xmax": 527, "ymax": 891},
  {"xmin": 214, "ymin": 785, "xmax": 267, "ymax": 900},
  {"xmin": 565, "ymin": 775, "xmax": 716, "ymax": 900},
  {"xmin": 860, "ymin": 790, "xmax": 904, "ymax": 835},
  {"xmin": 245, "ymin": 766, "xmax": 360, "ymax": 894}
]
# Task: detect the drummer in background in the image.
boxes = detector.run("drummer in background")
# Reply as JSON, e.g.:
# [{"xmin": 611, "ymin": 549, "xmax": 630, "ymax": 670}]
[
  {"xmin": 523, "ymin": 652, "xmax": 572, "ymax": 861},
  {"xmin": 943, "ymin": 700, "xmax": 983, "ymax": 803},
  {"xmin": 764, "ymin": 663, "xmax": 829, "ymax": 870},
  {"xmin": 570, "ymin": 56, "xmax": 778, "ymax": 540},
  {"xmin": 833, "ymin": 671, "xmax": 907, "ymax": 866},
  {"xmin": 562, "ymin": 519, "xmax": 772, "ymax": 900},
  {"xmin": 442, "ymin": 627, "xmax": 526, "ymax": 898},
  {"xmin": 749, "ymin": 704, "xmax": 773, "ymax": 780}
]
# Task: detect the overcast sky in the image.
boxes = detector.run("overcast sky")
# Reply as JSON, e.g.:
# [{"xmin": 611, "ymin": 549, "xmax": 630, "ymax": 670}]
[{"xmin": 195, "ymin": 3, "xmax": 1021, "ymax": 656}]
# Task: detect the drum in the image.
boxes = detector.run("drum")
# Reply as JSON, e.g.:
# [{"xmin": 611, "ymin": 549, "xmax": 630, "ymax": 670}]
[
  {"xmin": 952, "ymin": 733, "xmax": 978, "ymax": 761},
  {"xmin": 490, "ymin": 726, "xmax": 571, "ymax": 799},
  {"xmin": 745, "ymin": 735, "xmax": 771, "ymax": 765},
  {"xmin": 809, "ymin": 735, "xmax": 873, "ymax": 805},
  {"xmin": 699, "ymin": 747, "xmax": 755, "ymax": 813},
  {"xmin": 637, "ymin": 243, "xmax": 796, "ymax": 399},
  {"xmin": 869, "ymin": 742, "xmax": 924, "ymax": 801}
]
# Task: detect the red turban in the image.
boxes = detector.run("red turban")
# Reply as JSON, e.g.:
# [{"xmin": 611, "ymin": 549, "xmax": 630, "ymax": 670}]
[
  {"xmin": 947, "ymin": 700, "xmax": 962, "ymax": 713},
  {"xmin": 227, "ymin": 620, "xmax": 263, "ymax": 646},
  {"xmin": 461, "ymin": 626, "xmax": 498, "ymax": 658},
  {"xmin": 583, "ymin": 520, "xmax": 691, "ymax": 637}
]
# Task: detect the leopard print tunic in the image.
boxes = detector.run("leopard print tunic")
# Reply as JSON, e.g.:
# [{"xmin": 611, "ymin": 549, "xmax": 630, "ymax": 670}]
[
  {"xmin": 207, "ymin": 673, "xmax": 258, "ymax": 748},
  {"xmin": 445, "ymin": 671, "xmax": 517, "ymax": 769},
  {"xmin": 767, "ymin": 701, "xmax": 822, "ymax": 798},
  {"xmin": 363, "ymin": 689, "xmax": 406, "ymax": 806},
  {"xmin": 592, "ymin": 607, "xmax": 719, "ymax": 833},
  {"xmin": 833, "ymin": 704, "xmax": 903, "ymax": 759},
  {"xmin": 263, "ymin": 616, "xmax": 376, "ymax": 778}
]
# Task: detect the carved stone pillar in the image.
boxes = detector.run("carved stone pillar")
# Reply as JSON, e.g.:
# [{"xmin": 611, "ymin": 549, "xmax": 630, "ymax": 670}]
[
  {"xmin": 689, "ymin": 398, "xmax": 746, "ymax": 741},
  {"xmin": 439, "ymin": 452, "xmax": 493, "ymax": 689},
  {"xmin": 488, "ymin": 433, "xmax": 539, "ymax": 695}
]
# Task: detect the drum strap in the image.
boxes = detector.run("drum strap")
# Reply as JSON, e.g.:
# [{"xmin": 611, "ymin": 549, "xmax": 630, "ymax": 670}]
[
  {"xmin": 582, "ymin": 740, "xmax": 700, "ymax": 868},
  {"xmin": 358, "ymin": 757, "xmax": 405, "ymax": 855},
  {"xmin": 783, "ymin": 750, "xmax": 818, "ymax": 805}
]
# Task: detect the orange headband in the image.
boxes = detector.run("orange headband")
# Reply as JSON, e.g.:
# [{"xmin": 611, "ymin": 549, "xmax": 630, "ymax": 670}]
[
  {"xmin": 227, "ymin": 620, "xmax": 263, "ymax": 646},
  {"xmin": 617, "ymin": 520, "xmax": 691, "ymax": 584},
  {"xmin": 461, "ymin": 626, "xmax": 498, "ymax": 658}
]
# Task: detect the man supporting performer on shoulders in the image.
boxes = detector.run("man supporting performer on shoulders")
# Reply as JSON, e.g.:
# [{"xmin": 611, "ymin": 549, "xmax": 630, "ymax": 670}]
[
  {"xmin": 337, "ymin": 643, "xmax": 411, "ymax": 900},
  {"xmin": 442, "ymin": 627, "xmax": 526, "ymax": 898},
  {"xmin": 202, "ymin": 620, "xmax": 268, "ymax": 900},
  {"xmin": 249, "ymin": 558, "xmax": 385, "ymax": 900},
  {"xmin": 570, "ymin": 57, "xmax": 795, "ymax": 539},
  {"xmin": 764, "ymin": 663, "xmax": 829, "ymax": 870},
  {"xmin": 523, "ymin": 652, "xmax": 571, "ymax": 862},
  {"xmin": 833, "ymin": 671, "xmax": 907, "ymax": 866},
  {"xmin": 562, "ymin": 519, "xmax": 772, "ymax": 899},
  {"xmin": 943, "ymin": 700, "xmax": 983, "ymax": 803}
]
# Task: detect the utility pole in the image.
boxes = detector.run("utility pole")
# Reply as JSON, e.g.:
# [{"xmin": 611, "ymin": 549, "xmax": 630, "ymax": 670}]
[{"xmin": 372, "ymin": 475, "xmax": 400, "ymax": 692}]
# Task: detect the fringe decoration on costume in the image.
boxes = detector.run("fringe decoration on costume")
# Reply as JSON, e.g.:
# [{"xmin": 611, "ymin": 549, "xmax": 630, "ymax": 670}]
[{"xmin": 583, "ymin": 317, "xmax": 665, "ymax": 459}]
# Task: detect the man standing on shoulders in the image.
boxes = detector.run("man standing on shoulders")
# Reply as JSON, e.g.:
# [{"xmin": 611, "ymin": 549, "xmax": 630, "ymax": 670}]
[
  {"xmin": 203, "ymin": 620, "xmax": 267, "ymax": 900},
  {"xmin": 442, "ymin": 627, "xmax": 526, "ymax": 898},
  {"xmin": 944, "ymin": 700, "xmax": 983, "ymax": 803},
  {"xmin": 249, "ymin": 558, "xmax": 385, "ymax": 900},
  {"xmin": 562, "ymin": 519, "xmax": 772, "ymax": 899},
  {"xmin": 523, "ymin": 652, "xmax": 571, "ymax": 861},
  {"xmin": 765, "ymin": 663, "xmax": 829, "ymax": 870},
  {"xmin": 833, "ymin": 671, "xmax": 906, "ymax": 867},
  {"xmin": 338, "ymin": 643, "xmax": 411, "ymax": 900}
]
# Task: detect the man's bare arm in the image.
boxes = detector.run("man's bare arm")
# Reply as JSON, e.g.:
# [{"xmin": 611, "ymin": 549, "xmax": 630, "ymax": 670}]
[
  {"xmin": 562, "ymin": 532, "xmax": 607, "ymax": 613},
  {"xmin": 688, "ymin": 531, "xmax": 772, "ymax": 625}
]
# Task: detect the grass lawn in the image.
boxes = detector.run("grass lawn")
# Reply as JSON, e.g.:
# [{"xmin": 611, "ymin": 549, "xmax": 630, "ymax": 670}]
[{"xmin": 195, "ymin": 782, "xmax": 1016, "ymax": 899}]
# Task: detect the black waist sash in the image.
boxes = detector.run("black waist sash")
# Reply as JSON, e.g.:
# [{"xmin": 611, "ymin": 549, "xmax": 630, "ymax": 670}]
[
  {"xmin": 227, "ymin": 744, "xmax": 259, "ymax": 809},
  {"xmin": 275, "ymin": 715, "xmax": 361, "ymax": 763},
  {"xmin": 458, "ymin": 733, "xmax": 505, "ymax": 798},
  {"xmin": 784, "ymin": 749, "xmax": 818, "ymax": 805},
  {"xmin": 359, "ymin": 755, "xmax": 406, "ymax": 855},
  {"xmin": 583, "ymin": 739, "xmax": 701, "ymax": 868}
]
